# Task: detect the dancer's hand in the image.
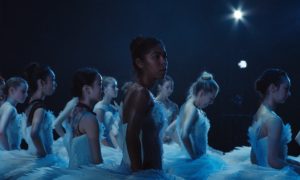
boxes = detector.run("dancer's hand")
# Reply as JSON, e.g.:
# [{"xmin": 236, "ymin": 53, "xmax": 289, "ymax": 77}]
[
  {"xmin": 287, "ymin": 158, "xmax": 300, "ymax": 167},
  {"xmin": 37, "ymin": 149, "xmax": 46, "ymax": 158}
]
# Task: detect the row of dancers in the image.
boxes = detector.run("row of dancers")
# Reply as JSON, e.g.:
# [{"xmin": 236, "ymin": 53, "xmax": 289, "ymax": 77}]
[{"xmin": 1, "ymin": 36, "xmax": 300, "ymax": 179}]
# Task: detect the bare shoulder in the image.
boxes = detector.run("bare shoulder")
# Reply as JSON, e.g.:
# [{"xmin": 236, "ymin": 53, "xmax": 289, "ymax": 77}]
[
  {"xmin": 266, "ymin": 114, "xmax": 283, "ymax": 136},
  {"xmin": 33, "ymin": 108, "xmax": 46, "ymax": 117},
  {"xmin": 82, "ymin": 113, "xmax": 98, "ymax": 125},
  {"xmin": 123, "ymin": 83, "xmax": 153, "ymax": 124},
  {"xmin": 125, "ymin": 83, "xmax": 151, "ymax": 105},
  {"xmin": 265, "ymin": 112, "xmax": 282, "ymax": 126},
  {"xmin": 0, "ymin": 103, "xmax": 16, "ymax": 118},
  {"xmin": 5, "ymin": 103, "xmax": 16, "ymax": 114},
  {"xmin": 79, "ymin": 112, "xmax": 99, "ymax": 138},
  {"xmin": 94, "ymin": 100, "xmax": 105, "ymax": 109},
  {"xmin": 182, "ymin": 102, "xmax": 199, "ymax": 121},
  {"xmin": 66, "ymin": 97, "xmax": 78, "ymax": 108}
]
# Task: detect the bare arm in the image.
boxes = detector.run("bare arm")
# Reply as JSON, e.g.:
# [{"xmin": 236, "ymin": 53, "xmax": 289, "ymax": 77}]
[
  {"xmin": 267, "ymin": 117, "xmax": 300, "ymax": 173},
  {"xmin": 267, "ymin": 117, "xmax": 288, "ymax": 168},
  {"xmin": 295, "ymin": 131, "xmax": 300, "ymax": 146},
  {"xmin": 165, "ymin": 120, "xmax": 176, "ymax": 135},
  {"xmin": 124, "ymin": 88, "xmax": 151, "ymax": 171},
  {"xmin": 179, "ymin": 104, "xmax": 198, "ymax": 159},
  {"xmin": 0, "ymin": 107, "xmax": 14, "ymax": 150},
  {"xmin": 109, "ymin": 120, "xmax": 120, "ymax": 149},
  {"xmin": 31, "ymin": 108, "xmax": 47, "ymax": 157},
  {"xmin": 287, "ymin": 158, "xmax": 300, "ymax": 166},
  {"xmin": 81, "ymin": 114, "xmax": 103, "ymax": 164},
  {"xmin": 94, "ymin": 108, "xmax": 105, "ymax": 124},
  {"xmin": 170, "ymin": 103, "xmax": 179, "ymax": 124},
  {"xmin": 54, "ymin": 97, "xmax": 78, "ymax": 137},
  {"xmin": 164, "ymin": 104, "xmax": 179, "ymax": 137}
]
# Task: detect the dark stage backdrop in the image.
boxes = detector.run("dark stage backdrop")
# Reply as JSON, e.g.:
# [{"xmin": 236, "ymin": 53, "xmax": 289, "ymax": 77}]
[{"xmin": 1, "ymin": 0, "xmax": 300, "ymax": 155}]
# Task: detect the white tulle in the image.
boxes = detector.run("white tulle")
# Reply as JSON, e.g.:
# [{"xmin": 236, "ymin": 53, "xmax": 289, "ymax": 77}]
[
  {"xmin": 22, "ymin": 110, "xmax": 55, "ymax": 154},
  {"xmin": 93, "ymin": 102, "xmax": 120, "ymax": 143},
  {"xmin": 163, "ymin": 107, "xmax": 225, "ymax": 179},
  {"xmin": 157, "ymin": 100, "xmax": 177, "ymax": 125},
  {"xmin": 209, "ymin": 105, "xmax": 299, "ymax": 179},
  {"xmin": 0, "ymin": 110, "xmax": 68, "ymax": 179},
  {"xmin": 248, "ymin": 119, "xmax": 291, "ymax": 167},
  {"xmin": 0, "ymin": 101, "xmax": 23, "ymax": 150}
]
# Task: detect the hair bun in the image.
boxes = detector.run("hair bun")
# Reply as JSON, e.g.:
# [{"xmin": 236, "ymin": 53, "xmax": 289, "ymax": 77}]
[
  {"xmin": 254, "ymin": 68, "xmax": 288, "ymax": 97},
  {"xmin": 255, "ymin": 78, "xmax": 266, "ymax": 94},
  {"xmin": 24, "ymin": 62, "xmax": 39, "ymax": 79},
  {"xmin": 130, "ymin": 36, "xmax": 144, "ymax": 53},
  {"xmin": 199, "ymin": 71, "xmax": 213, "ymax": 81}
]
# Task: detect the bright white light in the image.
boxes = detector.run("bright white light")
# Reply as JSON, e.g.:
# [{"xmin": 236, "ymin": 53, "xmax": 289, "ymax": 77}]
[
  {"xmin": 238, "ymin": 60, "xmax": 247, "ymax": 69},
  {"xmin": 233, "ymin": 9, "xmax": 243, "ymax": 20}
]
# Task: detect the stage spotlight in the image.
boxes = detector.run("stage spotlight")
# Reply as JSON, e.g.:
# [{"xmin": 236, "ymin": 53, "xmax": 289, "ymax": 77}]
[
  {"xmin": 238, "ymin": 60, "xmax": 247, "ymax": 69},
  {"xmin": 233, "ymin": 9, "xmax": 243, "ymax": 20}
]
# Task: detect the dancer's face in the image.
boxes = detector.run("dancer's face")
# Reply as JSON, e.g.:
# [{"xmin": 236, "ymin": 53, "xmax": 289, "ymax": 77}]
[
  {"xmin": 90, "ymin": 73, "xmax": 103, "ymax": 103},
  {"xmin": 194, "ymin": 90, "xmax": 218, "ymax": 109},
  {"xmin": 42, "ymin": 70, "xmax": 57, "ymax": 96},
  {"xmin": 104, "ymin": 80, "xmax": 118, "ymax": 99},
  {"xmin": 159, "ymin": 80, "xmax": 174, "ymax": 98},
  {"xmin": 139, "ymin": 45, "xmax": 168, "ymax": 80},
  {"xmin": 272, "ymin": 76, "xmax": 291, "ymax": 104},
  {"xmin": 9, "ymin": 82, "xmax": 28, "ymax": 104}
]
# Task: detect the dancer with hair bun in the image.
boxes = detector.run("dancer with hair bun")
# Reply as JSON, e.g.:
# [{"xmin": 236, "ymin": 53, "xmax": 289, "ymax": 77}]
[
  {"xmin": 0, "ymin": 77, "xmax": 28, "ymax": 150},
  {"xmin": 163, "ymin": 71, "xmax": 225, "ymax": 180},
  {"xmin": 210, "ymin": 68, "xmax": 300, "ymax": 179}
]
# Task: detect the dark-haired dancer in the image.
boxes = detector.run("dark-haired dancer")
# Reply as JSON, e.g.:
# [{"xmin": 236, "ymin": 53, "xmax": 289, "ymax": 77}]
[
  {"xmin": 211, "ymin": 68, "xmax": 300, "ymax": 179},
  {"xmin": 23, "ymin": 63, "xmax": 57, "ymax": 157},
  {"xmin": 122, "ymin": 36, "xmax": 168, "ymax": 172},
  {"xmin": 65, "ymin": 67, "xmax": 103, "ymax": 168},
  {"xmin": 51, "ymin": 68, "xmax": 104, "ymax": 168},
  {"xmin": 54, "ymin": 77, "xmax": 122, "ymax": 165},
  {"xmin": 249, "ymin": 69, "xmax": 300, "ymax": 171},
  {"xmin": 106, "ymin": 36, "xmax": 181, "ymax": 179}
]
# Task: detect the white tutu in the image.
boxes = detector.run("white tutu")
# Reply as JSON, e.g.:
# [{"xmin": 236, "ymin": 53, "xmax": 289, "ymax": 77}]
[
  {"xmin": 209, "ymin": 146, "xmax": 300, "ymax": 179},
  {"xmin": 0, "ymin": 150, "xmax": 66, "ymax": 179},
  {"xmin": 163, "ymin": 143, "xmax": 225, "ymax": 180},
  {"xmin": 0, "ymin": 101, "xmax": 24, "ymax": 150},
  {"xmin": 52, "ymin": 137, "xmax": 70, "ymax": 163},
  {"xmin": 0, "ymin": 109, "xmax": 67, "ymax": 179},
  {"xmin": 20, "ymin": 165, "xmax": 182, "ymax": 180},
  {"xmin": 161, "ymin": 102, "xmax": 226, "ymax": 179},
  {"xmin": 208, "ymin": 104, "xmax": 300, "ymax": 179},
  {"xmin": 208, "ymin": 160, "xmax": 299, "ymax": 180},
  {"xmin": 93, "ymin": 102, "xmax": 121, "ymax": 147},
  {"xmin": 56, "ymin": 166, "xmax": 182, "ymax": 180},
  {"xmin": 221, "ymin": 146, "xmax": 251, "ymax": 165},
  {"xmin": 22, "ymin": 110, "xmax": 56, "ymax": 154}
]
